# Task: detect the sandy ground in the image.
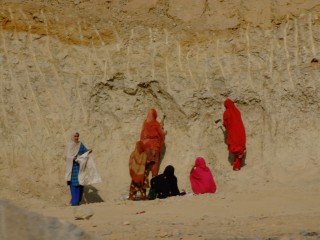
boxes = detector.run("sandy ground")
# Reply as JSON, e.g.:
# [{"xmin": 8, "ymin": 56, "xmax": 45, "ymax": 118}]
[{"xmin": 5, "ymin": 182, "xmax": 320, "ymax": 240}]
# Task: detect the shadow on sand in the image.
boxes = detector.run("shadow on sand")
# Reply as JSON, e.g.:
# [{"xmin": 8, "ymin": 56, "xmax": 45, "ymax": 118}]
[{"xmin": 81, "ymin": 185, "xmax": 104, "ymax": 204}]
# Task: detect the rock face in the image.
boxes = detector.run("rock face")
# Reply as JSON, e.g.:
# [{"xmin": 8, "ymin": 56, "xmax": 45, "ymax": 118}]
[
  {"xmin": 0, "ymin": 199, "xmax": 97, "ymax": 240},
  {"xmin": 0, "ymin": 1, "xmax": 320, "ymax": 201}
]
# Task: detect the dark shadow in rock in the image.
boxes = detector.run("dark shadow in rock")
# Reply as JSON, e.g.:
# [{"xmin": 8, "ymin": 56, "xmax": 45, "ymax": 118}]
[
  {"xmin": 228, "ymin": 151, "xmax": 234, "ymax": 166},
  {"xmin": 218, "ymin": 125, "xmax": 227, "ymax": 145},
  {"xmin": 159, "ymin": 142, "xmax": 166, "ymax": 168}
]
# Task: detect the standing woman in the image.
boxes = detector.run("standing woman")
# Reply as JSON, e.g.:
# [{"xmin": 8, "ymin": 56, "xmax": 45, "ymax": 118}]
[
  {"xmin": 65, "ymin": 131, "xmax": 92, "ymax": 206},
  {"xmin": 223, "ymin": 99, "xmax": 246, "ymax": 171},
  {"xmin": 140, "ymin": 109, "xmax": 165, "ymax": 178},
  {"xmin": 128, "ymin": 141, "xmax": 149, "ymax": 200}
]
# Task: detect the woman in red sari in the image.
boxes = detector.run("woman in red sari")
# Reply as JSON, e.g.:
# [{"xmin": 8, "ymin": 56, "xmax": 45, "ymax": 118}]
[
  {"xmin": 223, "ymin": 99, "xmax": 246, "ymax": 171},
  {"xmin": 140, "ymin": 109, "xmax": 165, "ymax": 177}
]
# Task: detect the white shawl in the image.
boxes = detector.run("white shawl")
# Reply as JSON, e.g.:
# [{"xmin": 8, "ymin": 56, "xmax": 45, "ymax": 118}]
[
  {"xmin": 65, "ymin": 141, "xmax": 81, "ymax": 182},
  {"xmin": 76, "ymin": 152, "xmax": 102, "ymax": 185}
]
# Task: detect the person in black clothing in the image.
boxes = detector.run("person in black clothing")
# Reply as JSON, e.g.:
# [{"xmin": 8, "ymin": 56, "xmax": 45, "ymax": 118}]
[{"xmin": 149, "ymin": 165, "xmax": 180, "ymax": 199}]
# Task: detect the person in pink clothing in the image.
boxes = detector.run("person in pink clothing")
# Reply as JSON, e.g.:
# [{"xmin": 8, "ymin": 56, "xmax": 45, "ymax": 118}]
[{"xmin": 189, "ymin": 157, "xmax": 217, "ymax": 194}]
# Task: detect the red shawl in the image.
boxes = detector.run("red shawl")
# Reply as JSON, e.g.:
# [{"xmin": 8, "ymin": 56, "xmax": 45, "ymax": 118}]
[
  {"xmin": 223, "ymin": 99, "xmax": 246, "ymax": 148},
  {"xmin": 140, "ymin": 109, "xmax": 165, "ymax": 152},
  {"xmin": 190, "ymin": 157, "xmax": 216, "ymax": 194}
]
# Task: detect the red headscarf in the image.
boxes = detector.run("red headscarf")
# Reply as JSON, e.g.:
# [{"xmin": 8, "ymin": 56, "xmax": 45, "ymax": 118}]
[
  {"xmin": 223, "ymin": 99, "xmax": 246, "ymax": 148},
  {"xmin": 140, "ymin": 109, "xmax": 165, "ymax": 152},
  {"xmin": 190, "ymin": 157, "xmax": 216, "ymax": 194}
]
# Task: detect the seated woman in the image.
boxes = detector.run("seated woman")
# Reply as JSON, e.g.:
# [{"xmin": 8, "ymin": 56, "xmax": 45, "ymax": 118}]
[
  {"xmin": 189, "ymin": 157, "xmax": 217, "ymax": 194},
  {"xmin": 149, "ymin": 165, "xmax": 180, "ymax": 199}
]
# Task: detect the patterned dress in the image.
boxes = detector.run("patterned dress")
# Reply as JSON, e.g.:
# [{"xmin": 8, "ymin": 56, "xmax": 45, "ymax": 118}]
[
  {"xmin": 70, "ymin": 143, "xmax": 88, "ymax": 186},
  {"xmin": 70, "ymin": 142, "xmax": 87, "ymax": 206}
]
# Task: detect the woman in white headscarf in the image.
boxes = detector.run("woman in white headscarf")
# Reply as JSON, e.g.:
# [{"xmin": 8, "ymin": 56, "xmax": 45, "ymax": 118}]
[{"xmin": 65, "ymin": 131, "xmax": 92, "ymax": 206}]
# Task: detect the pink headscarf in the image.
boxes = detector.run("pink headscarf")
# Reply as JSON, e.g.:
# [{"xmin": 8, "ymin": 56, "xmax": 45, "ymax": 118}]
[{"xmin": 190, "ymin": 157, "xmax": 216, "ymax": 194}]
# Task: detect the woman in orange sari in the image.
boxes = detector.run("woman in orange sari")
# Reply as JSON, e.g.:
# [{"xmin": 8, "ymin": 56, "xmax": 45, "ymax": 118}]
[
  {"xmin": 223, "ymin": 99, "xmax": 246, "ymax": 171},
  {"xmin": 128, "ymin": 141, "xmax": 149, "ymax": 200},
  {"xmin": 140, "ymin": 109, "xmax": 165, "ymax": 177}
]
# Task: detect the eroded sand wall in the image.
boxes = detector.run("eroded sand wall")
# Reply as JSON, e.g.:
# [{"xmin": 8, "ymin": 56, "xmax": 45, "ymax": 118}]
[{"xmin": 0, "ymin": 0, "xmax": 320, "ymax": 202}]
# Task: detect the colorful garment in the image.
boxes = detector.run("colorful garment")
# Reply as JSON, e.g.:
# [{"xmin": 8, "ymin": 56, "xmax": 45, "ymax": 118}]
[
  {"xmin": 140, "ymin": 109, "xmax": 165, "ymax": 177},
  {"xmin": 128, "ymin": 141, "xmax": 149, "ymax": 200},
  {"xmin": 129, "ymin": 175, "xmax": 150, "ymax": 200},
  {"xmin": 228, "ymin": 145, "xmax": 245, "ymax": 171},
  {"xmin": 190, "ymin": 157, "xmax": 216, "ymax": 194},
  {"xmin": 65, "ymin": 131, "xmax": 89, "ymax": 206},
  {"xmin": 145, "ymin": 148, "xmax": 161, "ymax": 177},
  {"xmin": 71, "ymin": 143, "xmax": 88, "ymax": 186},
  {"xmin": 150, "ymin": 165, "xmax": 180, "ymax": 199},
  {"xmin": 223, "ymin": 99, "xmax": 246, "ymax": 170},
  {"xmin": 69, "ymin": 185, "xmax": 84, "ymax": 206}
]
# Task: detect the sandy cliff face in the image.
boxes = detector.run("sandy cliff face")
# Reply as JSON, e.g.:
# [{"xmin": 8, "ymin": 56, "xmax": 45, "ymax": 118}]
[{"xmin": 0, "ymin": 0, "xmax": 320, "ymax": 203}]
